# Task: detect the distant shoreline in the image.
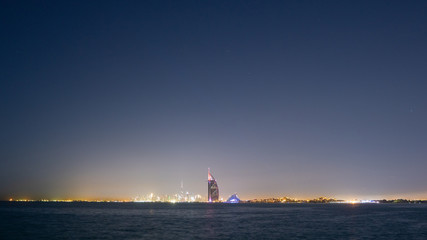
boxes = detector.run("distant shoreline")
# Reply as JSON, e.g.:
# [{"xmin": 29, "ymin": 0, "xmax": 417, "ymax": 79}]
[{"xmin": 2, "ymin": 200, "xmax": 426, "ymax": 204}]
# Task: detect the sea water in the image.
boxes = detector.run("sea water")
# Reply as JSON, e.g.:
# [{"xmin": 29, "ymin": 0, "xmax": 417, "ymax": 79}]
[{"xmin": 1, "ymin": 202, "xmax": 427, "ymax": 239}]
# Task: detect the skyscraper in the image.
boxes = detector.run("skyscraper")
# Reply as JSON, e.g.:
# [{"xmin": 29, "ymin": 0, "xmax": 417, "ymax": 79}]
[{"xmin": 208, "ymin": 168, "xmax": 219, "ymax": 202}]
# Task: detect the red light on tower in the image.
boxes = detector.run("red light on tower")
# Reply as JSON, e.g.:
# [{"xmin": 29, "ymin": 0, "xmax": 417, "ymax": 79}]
[{"xmin": 208, "ymin": 168, "xmax": 212, "ymax": 181}]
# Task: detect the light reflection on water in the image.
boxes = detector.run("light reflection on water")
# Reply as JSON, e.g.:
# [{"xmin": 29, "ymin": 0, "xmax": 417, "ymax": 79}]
[{"xmin": 1, "ymin": 202, "xmax": 427, "ymax": 239}]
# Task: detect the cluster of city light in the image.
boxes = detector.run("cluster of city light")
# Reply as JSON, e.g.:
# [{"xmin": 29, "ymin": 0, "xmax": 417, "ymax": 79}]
[
  {"xmin": 9, "ymin": 198, "xmax": 132, "ymax": 203},
  {"xmin": 248, "ymin": 196, "xmax": 338, "ymax": 203},
  {"xmin": 247, "ymin": 197, "xmax": 384, "ymax": 204},
  {"xmin": 340, "ymin": 200, "xmax": 379, "ymax": 204},
  {"xmin": 9, "ymin": 198, "xmax": 36, "ymax": 202},
  {"xmin": 132, "ymin": 192, "xmax": 204, "ymax": 203}
]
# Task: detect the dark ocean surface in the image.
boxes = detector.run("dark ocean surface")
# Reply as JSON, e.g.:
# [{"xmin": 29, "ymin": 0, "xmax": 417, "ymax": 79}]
[{"xmin": 1, "ymin": 202, "xmax": 427, "ymax": 239}]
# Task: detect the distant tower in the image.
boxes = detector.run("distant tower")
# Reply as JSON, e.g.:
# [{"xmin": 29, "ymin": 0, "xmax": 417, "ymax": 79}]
[
  {"xmin": 180, "ymin": 179, "xmax": 184, "ymax": 202},
  {"xmin": 208, "ymin": 168, "xmax": 219, "ymax": 202}
]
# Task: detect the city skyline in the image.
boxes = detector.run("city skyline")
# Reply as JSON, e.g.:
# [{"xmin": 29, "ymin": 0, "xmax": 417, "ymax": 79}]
[
  {"xmin": 1, "ymin": 1, "xmax": 427, "ymax": 201},
  {"xmin": 3, "ymin": 168, "xmax": 426, "ymax": 202}
]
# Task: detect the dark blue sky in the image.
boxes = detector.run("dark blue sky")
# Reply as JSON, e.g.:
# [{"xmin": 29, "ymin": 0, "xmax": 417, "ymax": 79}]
[{"xmin": 1, "ymin": 0, "xmax": 427, "ymax": 200}]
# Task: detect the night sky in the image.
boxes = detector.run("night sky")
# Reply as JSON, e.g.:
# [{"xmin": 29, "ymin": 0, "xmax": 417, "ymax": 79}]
[{"xmin": 1, "ymin": 0, "xmax": 427, "ymax": 200}]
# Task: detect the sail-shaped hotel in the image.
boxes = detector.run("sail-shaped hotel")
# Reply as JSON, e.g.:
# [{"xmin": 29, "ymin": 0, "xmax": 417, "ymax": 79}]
[{"xmin": 208, "ymin": 169, "xmax": 219, "ymax": 202}]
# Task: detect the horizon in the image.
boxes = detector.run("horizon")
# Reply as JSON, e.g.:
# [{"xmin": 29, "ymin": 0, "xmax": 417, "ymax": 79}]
[
  {"xmin": 2, "ymin": 1, "xmax": 427, "ymax": 201},
  {"xmin": 4, "ymin": 168, "xmax": 427, "ymax": 202}
]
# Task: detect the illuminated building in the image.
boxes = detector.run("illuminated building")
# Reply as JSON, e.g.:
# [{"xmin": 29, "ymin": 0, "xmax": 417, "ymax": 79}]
[
  {"xmin": 226, "ymin": 194, "xmax": 240, "ymax": 203},
  {"xmin": 208, "ymin": 168, "xmax": 219, "ymax": 202}
]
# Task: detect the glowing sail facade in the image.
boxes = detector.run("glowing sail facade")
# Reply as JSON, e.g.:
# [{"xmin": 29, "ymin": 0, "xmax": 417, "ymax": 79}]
[{"xmin": 208, "ymin": 169, "xmax": 219, "ymax": 202}]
